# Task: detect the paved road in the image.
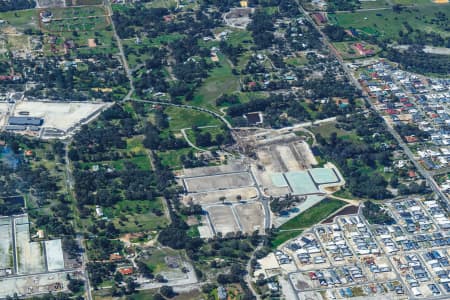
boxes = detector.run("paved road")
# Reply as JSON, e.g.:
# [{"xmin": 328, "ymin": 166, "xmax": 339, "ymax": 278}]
[
  {"xmin": 104, "ymin": 0, "xmax": 135, "ymax": 100},
  {"xmin": 77, "ymin": 235, "xmax": 93, "ymax": 300}
]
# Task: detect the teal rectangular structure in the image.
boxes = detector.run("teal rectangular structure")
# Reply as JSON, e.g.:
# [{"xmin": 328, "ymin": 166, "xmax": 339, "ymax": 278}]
[
  {"xmin": 284, "ymin": 171, "xmax": 318, "ymax": 195},
  {"xmin": 309, "ymin": 168, "xmax": 339, "ymax": 184}
]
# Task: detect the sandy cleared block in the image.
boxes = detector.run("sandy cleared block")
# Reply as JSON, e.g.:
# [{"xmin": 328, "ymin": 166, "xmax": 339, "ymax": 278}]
[
  {"xmin": 0, "ymin": 270, "xmax": 69, "ymax": 298},
  {"xmin": 16, "ymin": 223, "xmax": 45, "ymax": 274},
  {"xmin": 0, "ymin": 217, "xmax": 12, "ymax": 270},
  {"xmin": 13, "ymin": 101, "xmax": 107, "ymax": 132},
  {"xmin": 276, "ymin": 145, "xmax": 302, "ymax": 171},
  {"xmin": 45, "ymin": 239, "xmax": 65, "ymax": 271},
  {"xmin": 189, "ymin": 187, "xmax": 258, "ymax": 205},
  {"xmin": 182, "ymin": 162, "xmax": 246, "ymax": 177},
  {"xmin": 207, "ymin": 205, "xmax": 239, "ymax": 235},
  {"xmin": 235, "ymin": 202, "xmax": 265, "ymax": 233},
  {"xmin": 184, "ymin": 172, "xmax": 253, "ymax": 193}
]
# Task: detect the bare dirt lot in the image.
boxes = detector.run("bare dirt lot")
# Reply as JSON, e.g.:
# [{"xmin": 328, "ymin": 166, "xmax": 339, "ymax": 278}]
[
  {"xmin": 12, "ymin": 101, "xmax": 108, "ymax": 133},
  {"xmin": 184, "ymin": 172, "xmax": 254, "ymax": 193},
  {"xmin": 235, "ymin": 202, "xmax": 265, "ymax": 233},
  {"xmin": 207, "ymin": 205, "xmax": 240, "ymax": 235},
  {"xmin": 185, "ymin": 187, "xmax": 258, "ymax": 205},
  {"xmin": 182, "ymin": 161, "xmax": 246, "ymax": 177},
  {"xmin": 223, "ymin": 7, "xmax": 254, "ymax": 29}
]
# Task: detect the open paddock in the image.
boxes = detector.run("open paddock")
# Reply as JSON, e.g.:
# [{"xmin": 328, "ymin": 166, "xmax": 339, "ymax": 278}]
[
  {"xmin": 207, "ymin": 205, "xmax": 240, "ymax": 235},
  {"xmin": 187, "ymin": 187, "xmax": 258, "ymax": 205},
  {"xmin": 183, "ymin": 172, "xmax": 254, "ymax": 193},
  {"xmin": 235, "ymin": 202, "xmax": 265, "ymax": 233}
]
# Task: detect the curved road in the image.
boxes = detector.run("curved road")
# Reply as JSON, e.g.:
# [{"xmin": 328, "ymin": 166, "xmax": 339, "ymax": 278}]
[{"xmin": 129, "ymin": 98, "xmax": 233, "ymax": 129}]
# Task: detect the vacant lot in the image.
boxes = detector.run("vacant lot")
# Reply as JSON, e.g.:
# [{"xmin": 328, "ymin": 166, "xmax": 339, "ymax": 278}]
[
  {"xmin": 16, "ymin": 222, "xmax": 45, "ymax": 274},
  {"xmin": 182, "ymin": 161, "xmax": 246, "ymax": 177},
  {"xmin": 207, "ymin": 205, "xmax": 240, "ymax": 235},
  {"xmin": 0, "ymin": 217, "xmax": 12, "ymax": 270},
  {"xmin": 235, "ymin": 202, "xmax": 265, "ymax": 233},
  {"xmin": 184, "ymin": 172, "xmax": 253, "ymax": 193},
  {"xmin": 13, "ymin": 101, "xmax": 108, "ymax": 133},
  {"xmin": 187, "ymin": 187, "xmax": 258, "ymax": 205}
]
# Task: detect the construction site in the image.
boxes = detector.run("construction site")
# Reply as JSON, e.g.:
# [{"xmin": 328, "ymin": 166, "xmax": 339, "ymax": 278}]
[
  {"xmin": 0, "ymin": 214, "xmax": 77, "ymax": 298},
  {"xmin": 180, "ymin": 128, "xmax": 345, "ymax": 237},
  {"xmin": 0, "ymin": 100, "xmax": 110, "ymax": 139}
]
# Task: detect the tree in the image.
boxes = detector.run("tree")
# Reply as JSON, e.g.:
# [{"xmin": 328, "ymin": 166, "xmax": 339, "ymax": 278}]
[
  {"xmin": 160, "ymin": 285, "xmax": 176, "ymax": 298},
  {"xmin": 126, "ymin": 277, "xmax": 139, "ymax": 293},
  {"xmin": 68, "ymin": 278, "xmax": 84, "ymax": 293}
]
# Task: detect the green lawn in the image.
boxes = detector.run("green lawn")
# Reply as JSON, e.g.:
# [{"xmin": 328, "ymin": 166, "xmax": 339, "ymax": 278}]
[
  {"xmin": 102, "ymin": 198, "xmax": 168, "ymax": 233},
  {"xmin": 359, "ymin": 0, "xmax": 390, "ymax": 9},
  {"xmin": 142, "ymin": 247, "xmax": 181, "ymax": 273},
  {"xmin": 0, "ymin": 9, "xmax": 38, "ymax": 30},
  {"xmin": 190, "ymin": 53, "xmax": 240, "ymax": 112},
  {"xmin": 144, "ymin": 0, "xmax": 178, "ymax": 8},
  {"xmin": 329, "ymin": 6, "xmax": 450, "ymax": 41},
  {"xmin": 165, "ymin": 106, "xmax": 222, "ymax": 131},
  {"xmin": 270, "ymin": 230, "xmax": 303, "ymax": 249},
  {"xmin": 310, "ymin": 122, "xmax": 357, "ymax": 139},
  {"xmin": 271, "ymin": 199, "xmax": 346, "ymax": 247},
  {"xmin": 158, "ymin": 147, "xmax": 194, "ymax": 170}
]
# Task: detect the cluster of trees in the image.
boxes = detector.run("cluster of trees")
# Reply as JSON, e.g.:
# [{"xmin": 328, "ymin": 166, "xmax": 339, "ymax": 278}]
[
  {"xmin": 191, "ymin": 125, "xmax": 233, "ymax": 148},
  {"xmin": 216, "ymin": 93, "xmax": 240, "ymax": 106},
  {"xmin": 362, "ymin": 201, "xmax": 395, "ymax": 225},
  {"xmin": 385, "ymin": 46, "xmax": 450, "ymax": 76},
  {"xmin": 17, "ymin": 55, "xmax": 128, "ymax": 102},
  {"xmin": 323, "ymin": 25, "xmax": 348, "ymax": 42},
  {"xmin": 143, "ymin": 122, "xmax": 188, "ymax": 151},
  {"xmin": 315, "ymin": 113, "xmax": 396, "ymax": 199},
  {"xmin": 227, "ymin": 94, "xmax": 353, "ymax": 128},
  {"xmin": 227, "ymin": 94, "xmax": 309, "ymax": 128},
  {"xmin": 87, "ymin": 262, "xmax": 117, "ymax": 288},
  {"xmin": 396, "ymin": 123, "xmax": 430, "ymax": 141},
  {"xmin": 270, "ymin": 195, "xmax": 304, "ymax": 214},
  {"xmin": 248, "ymin": 10, "xmax": 275, "ymax": 49},
  {"xmin": 0, "ymin": 0, "xmax": 34, "ymax": 12},
  {"xmin": 327, "ymin": 0, "xmax": 360, "ymax": 12},
  {"xmin": 397, "ymin": 21, "xmax": 449, "ymax": 47}
]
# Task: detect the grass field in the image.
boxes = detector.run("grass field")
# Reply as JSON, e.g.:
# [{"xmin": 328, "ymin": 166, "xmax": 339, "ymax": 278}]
[
  {"xmin": 359, "ymin": 0, "xmax": 390, "ymax": 9},
  {"xmin": 142, "ymin": 247, "xmax": 180, "ymax": 273},
  {"xmin": 271, "ymin": 199, "xmax": 346, "ymax": 248},
  {"xmin": 310, "ymin": 122, "xmax": 357, "ymax": 139},
  {"xmin": 0, "ymin": 9, "xmax": 38, "ymax": 30},
  {"xmin": 158, "ymin": 147, "xmax": 194, "ymax": 170},
  {"xmin": 190, "ymin": 53, "xmax": 240, "ymax": 112},
  {"xmin": 329, "ymin": 6, "xmax": 450, "ymax": 40},
  {"xmin": 165, "ymin": 106, "xmax": 222, "ymax": 131},
  {"xmin": 102, "ymin": 198, "xmax": 168, "ymax": 233},
  {"xmin": 145, "ymin": 0, "xmax": 178, "ymax": 8}
]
